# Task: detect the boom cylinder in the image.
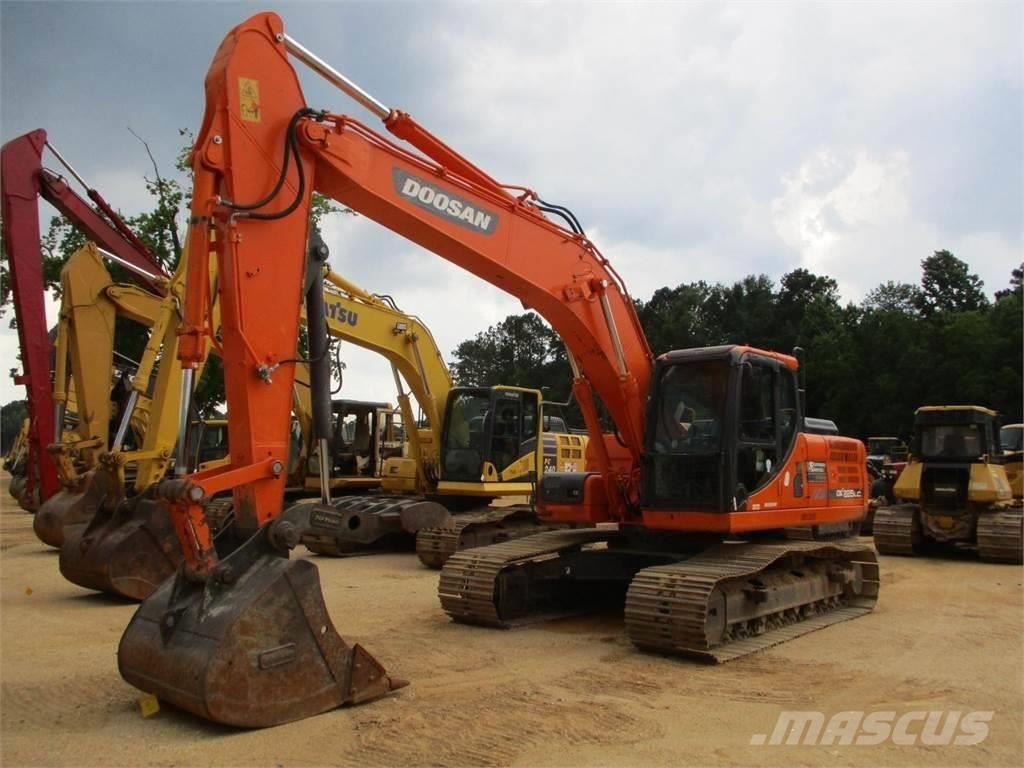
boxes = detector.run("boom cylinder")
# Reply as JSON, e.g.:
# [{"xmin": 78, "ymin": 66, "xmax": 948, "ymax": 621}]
[
  {"xmin": 110, "ymin": 389, "xmax": 139, "ymax": 453},
  {"xmin": 305, "ymin": 231, "xmax": 333, "ymax": 504},
  {"xmin": 174, "ymin": 368, "xmax": 194, "ymax": 476}
]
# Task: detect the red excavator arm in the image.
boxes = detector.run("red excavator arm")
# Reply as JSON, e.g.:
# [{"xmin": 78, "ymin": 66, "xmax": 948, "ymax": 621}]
[{"xmin": 1, "ymin": 130, "xmax": 168, "ymax": 505}]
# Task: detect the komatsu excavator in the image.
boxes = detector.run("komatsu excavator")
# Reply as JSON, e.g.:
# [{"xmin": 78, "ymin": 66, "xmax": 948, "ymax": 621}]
[
  {"xmin": 2, "ymin": 130, "xmax": 168, "ymax": 512},
  {"xmin": 116, "ymin": 13, "xmax": 878, "ymax": 728},
  {"xmin": 298, "ymin": 267, "xmax": 588, "ymax": 559}
]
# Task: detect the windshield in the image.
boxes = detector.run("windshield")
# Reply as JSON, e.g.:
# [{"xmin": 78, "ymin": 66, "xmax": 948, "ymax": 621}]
[
  {"xmin": 868, "ymin": 438, "xmax": 898, "ymax": 456},
  {"xmin": 651, "ymin": 360, "xmax": 728, "ymax": 455},
  {"xmin": 920, "ymin": 424, "xmax": 984, "ymax": 460},
  {"xmin": 442, "ymin": 390, "xmax": 491, "ymax": 481},
  {"xmin": 1001, "ymin": 425, "xmax": 1023, "ymax": 452}
]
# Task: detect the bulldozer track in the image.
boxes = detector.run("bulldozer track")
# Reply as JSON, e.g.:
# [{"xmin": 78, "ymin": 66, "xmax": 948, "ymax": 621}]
[
  {"xmin": 623, "ymin": 540, "xmax": 879, "ymax": 662},
  {"xmin": 438, "ymin": 528, "xmax": 620, "ymax": 626},
  {"xmin": 872, "ymin": 504, "xmax": 919, "ymax": 555},
  {"xmin": 977, "ymin": 507, "xmax": 1023, "ymax": 564},
  {"xmin": 417, "ymin": 505, "xmax": 569, "ymax": 569}
]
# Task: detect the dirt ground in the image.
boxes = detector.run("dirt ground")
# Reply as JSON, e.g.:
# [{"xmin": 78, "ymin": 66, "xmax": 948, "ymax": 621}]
[{"xmin": 1, "ymin": 473, "xmax": 1021, "ymax": 768}]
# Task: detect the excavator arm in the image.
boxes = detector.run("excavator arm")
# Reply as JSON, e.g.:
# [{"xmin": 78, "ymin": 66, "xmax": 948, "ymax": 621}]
[
  {"xmin": 1, "ymin": 130, "xmax": 168, "ymax": 506},
  {"xmin": 318, "ymin": 268, "xmax": 451, "ymax": 489},
  {"xmin": 173, "ymin": 14, "xmax": 652, "ymax": 556}
]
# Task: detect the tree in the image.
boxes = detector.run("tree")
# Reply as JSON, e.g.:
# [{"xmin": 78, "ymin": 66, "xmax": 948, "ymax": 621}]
[
  {"xmin": 861, "ymin": 281, "xmax": 922, "ymax": 314},
  {"xmin": 995, "ymin": 262, "xmax": 1023, "ymax": 302},
  {"xmin": 1, "ymin": 130, "xmax": 349, "ymax": 414},
  {"xmin": 450, "ymin": 312, "xmax": 570, "ymax": 393},
  {"xmin": 916, "ymin": 250, "xmax": 988, "ymax": 315},
  {"xmin": 1, "ymin": 400, "xmax": 28, "ymax": 453}
]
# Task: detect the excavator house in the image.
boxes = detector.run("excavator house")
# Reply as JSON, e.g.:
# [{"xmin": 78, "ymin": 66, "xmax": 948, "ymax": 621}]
[{"xmin": 116, "ymin": 12, "xmax": 880, "ymax": 728}]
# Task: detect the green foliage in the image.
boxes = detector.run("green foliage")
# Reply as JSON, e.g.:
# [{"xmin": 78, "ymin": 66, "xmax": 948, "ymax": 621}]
[
  {"xmin": 451, "ymin": 312, "xmax": 572, "ymax": 397},
  {"xmin": 916, "ymin": 250, "xmax": 989, "ymax": 315},
  {"xmin": 0, "ymin": 129, "xmax": 350, "ymax": 415},
  {"xmin": 1, "ymin": 400, "xmax": 28, "ymax": 454},
  {"xmin": 453, "ymin": 257, "xmax": 1024, "ymax": 439}
]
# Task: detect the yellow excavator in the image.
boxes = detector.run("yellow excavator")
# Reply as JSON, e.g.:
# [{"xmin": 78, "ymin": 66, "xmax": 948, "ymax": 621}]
[
  {"xmin": 296, "ymin": 265, "xmax": 588, "ymax": 563},
  {"xmin": 33, "ymin": 243, "xmax": 175, "ymax": 547},
  {"xmin": 874, "ymin": 406, "xmax": 1023, "ymax": 562},
  {"xmin": 5, "ymin": 418, "xmax": 32, "ymax": 504}
]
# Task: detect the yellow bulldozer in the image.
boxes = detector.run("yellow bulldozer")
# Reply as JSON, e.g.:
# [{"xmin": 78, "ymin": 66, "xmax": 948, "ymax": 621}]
[{"xmin": 873, "ymin": 406, "xmax": 1023, "ymax": 563}]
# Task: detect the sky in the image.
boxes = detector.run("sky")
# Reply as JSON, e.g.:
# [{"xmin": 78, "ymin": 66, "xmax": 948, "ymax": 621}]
[{"xmin": 1, "ymin": 1, "xmax": 1021, "ymax": 411}]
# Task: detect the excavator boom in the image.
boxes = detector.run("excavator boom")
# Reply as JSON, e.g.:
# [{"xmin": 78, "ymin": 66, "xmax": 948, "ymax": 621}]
[{"xmin": 1, "ymin": 130, "xmax": 167, "ymax": 508}]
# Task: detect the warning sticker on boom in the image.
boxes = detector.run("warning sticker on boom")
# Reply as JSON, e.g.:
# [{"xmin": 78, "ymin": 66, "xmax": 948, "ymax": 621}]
[{"xmin": 239, "ymin": 77, "xmax": 261, "ymax": 123}]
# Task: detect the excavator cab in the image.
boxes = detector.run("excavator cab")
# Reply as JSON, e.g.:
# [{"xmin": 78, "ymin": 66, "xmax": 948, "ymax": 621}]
[
  {"xmin": 193, "ymin": 419, "xmax": 229, "ymax": 471},
  {"xmin": 439, "ymin": 386, "xmax": 542, "ymax": 490},
  {"xmin": 303, "ymin": 399, "xmax": 402, "ymax": 492},
  {"xmin": 642, "ymin": 346, "xmax": 804, "ymax": 513}
]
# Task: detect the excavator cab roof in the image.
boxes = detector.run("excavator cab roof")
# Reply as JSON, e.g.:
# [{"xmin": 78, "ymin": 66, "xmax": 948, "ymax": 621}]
[{"xmin": 656, "ymin": 344, "xmax": 799, "ymax": 371}]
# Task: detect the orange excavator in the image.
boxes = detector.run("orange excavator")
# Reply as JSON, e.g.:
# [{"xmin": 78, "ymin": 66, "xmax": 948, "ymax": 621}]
[{"xmin": 117, "ymin": 13, "xmax": 878, "ymax": 728}]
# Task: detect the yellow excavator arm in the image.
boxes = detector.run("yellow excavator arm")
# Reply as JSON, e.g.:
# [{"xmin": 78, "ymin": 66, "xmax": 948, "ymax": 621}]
[{"xmin": 306, "ymin": 268, "xmax": 454, "ymax": 493}]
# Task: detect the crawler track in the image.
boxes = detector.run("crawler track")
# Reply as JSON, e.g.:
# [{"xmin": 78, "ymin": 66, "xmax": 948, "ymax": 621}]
[
  {"xmin": 417, "ymin": 506, "xmax": 570, "ymax": 569},
  {"xmin": 624, "ymin": 540, "xmax": 879, "ymax": 662},
  {"xmin": 440, "ymin": 530, "xmax": 880, "ymax": 662},
  {"xmin": 977, "ymin": 507, "xmax": 1024, "ymax": 564},
  {"xmin": 439, "ymin": 528, "xmax": 620, "ymax": 626},
  {"xmin": 872, "ymin": 504, "xmax": 920, "ymax": 555}
]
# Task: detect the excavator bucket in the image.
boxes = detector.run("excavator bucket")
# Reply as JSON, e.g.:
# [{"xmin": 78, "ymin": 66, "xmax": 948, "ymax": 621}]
[
  {"xmin": 32, "ymin": 468, "xmax": 111, "ymax": 548},
  {"xmin": 59, "ymin": 486, "xmax": 181, "ymax": 601},
  {"xmin": 118, "ymin": 514, "xmax": 406, "ymax": 727}
]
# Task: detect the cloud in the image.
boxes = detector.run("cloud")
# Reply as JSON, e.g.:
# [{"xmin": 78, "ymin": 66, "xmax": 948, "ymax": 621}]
[{"xmin": 1, "ymin": 2, "xmax": 1020, "ymax": 408}]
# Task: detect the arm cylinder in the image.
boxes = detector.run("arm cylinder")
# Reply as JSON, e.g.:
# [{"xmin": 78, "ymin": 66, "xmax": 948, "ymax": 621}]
[{"xmin": 305, "ymin": 231, "xmax": 334, "ymax": 503}]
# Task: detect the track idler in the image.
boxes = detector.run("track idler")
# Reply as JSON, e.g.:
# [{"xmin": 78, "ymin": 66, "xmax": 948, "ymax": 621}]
[
  {"xmin": 302, "ymin": 495, "xmax": 451, "ymax": 556},
  {"xmin": 33, "ymin": 468, "xmax": 114, "ymax": 548},
  {"xmin": 118, "ymin": 499, "xmax": 407, "ymax": 727}
]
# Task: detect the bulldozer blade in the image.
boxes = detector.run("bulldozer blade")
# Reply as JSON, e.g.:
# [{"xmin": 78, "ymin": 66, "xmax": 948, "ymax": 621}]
[
  {"xmin": 118, "ymin": 528, "xmax": 406, "ymax": 727},
  {"xmin": 59, "ymin": 495, "xmax": 181, "ymax": 600},
  {"xmin": 33, "ymin": 469, "xmax": 116, "ymax": 548}
]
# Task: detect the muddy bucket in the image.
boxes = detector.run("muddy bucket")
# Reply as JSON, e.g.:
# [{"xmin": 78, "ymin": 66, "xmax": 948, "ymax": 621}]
[
  {"xmin": 9, "ymin": 474, "xmax": 25, "ymax": 502},
  {"xmin": 118, "ymin": 524, "xmax": 406, "ymax": 727},
  {"xmin": 32, "ymin": 469, "xmax": 113, "ymax": 547},
  {"xmin": 60, "ymin": 492, "xmax": 182, "ymax": 600}
]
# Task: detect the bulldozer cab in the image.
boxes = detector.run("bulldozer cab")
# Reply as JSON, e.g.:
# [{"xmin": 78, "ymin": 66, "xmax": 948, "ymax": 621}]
[
  {"xmin": 892, "ymin": 406, "xmax": 1014, "ymax": 510},
  {"xmin": 912, "ymin": 407, "xmax": 997, "ymax": 462},
  {"xmin": 439, "ymin": 386, "xmax": 542, "ymax": 490}
]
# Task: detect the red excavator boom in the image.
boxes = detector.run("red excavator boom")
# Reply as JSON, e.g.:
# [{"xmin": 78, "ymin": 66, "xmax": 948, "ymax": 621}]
[{"xmin": 1, "ymin": 130, "xmax": 167, "ymax": 507}]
